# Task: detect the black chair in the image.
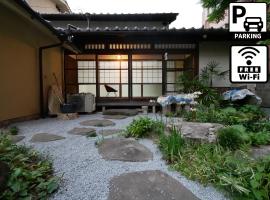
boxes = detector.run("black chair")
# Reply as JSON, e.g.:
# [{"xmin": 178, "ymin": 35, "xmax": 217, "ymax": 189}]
[{"xmin": 104, "ymin": 84, "xmax": 117, "ymax": 96}]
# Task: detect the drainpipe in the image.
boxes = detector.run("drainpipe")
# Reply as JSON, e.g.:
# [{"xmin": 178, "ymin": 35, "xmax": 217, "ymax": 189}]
[{"xmin": 39, "ymin": 43, "xmax": 63, "ymax": 118}]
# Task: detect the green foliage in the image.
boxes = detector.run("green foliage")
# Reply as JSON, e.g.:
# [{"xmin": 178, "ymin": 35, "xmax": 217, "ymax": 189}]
[
  {"xmin": 201, "ymin": 0, "xmax": 231, "ymax": 22},
  {"xmin": 176, "ymin": 72, "xmax": 221, "ymax": 106},
  {"xmin": 159, "ymin": 128, "xmax": 185, "ymax": 163},
  {"xmin": 87, "ymin": 131, "xmax": 97, "ymax": 137},
  {"xmin": 217, "ymin": 125, "xmax": 250, "ymax": 150},
  {"xmin": 185, "ymin": 104, "xmax": 266, "ymax": 128},
  {"xmin": 0, "ymin": 135, "xmax": 58, "ymax": 199},
  {"xmin": 200, "ymin": 60, "xmax": 228, "ymax": 87},
  {"xmin": 249, "ymin": 131, "xmax": 270, "ymax": 146},
  {"xmin": 9, "ymin": 126, "xmax": 18, "ymax": 135},
  {"xmin": 171, "ymin": 143, "xmax": 270, "ymax": 199},
  {"xmin": 125, "ymin": 117, "xmax": 163, "ymax": 138}
]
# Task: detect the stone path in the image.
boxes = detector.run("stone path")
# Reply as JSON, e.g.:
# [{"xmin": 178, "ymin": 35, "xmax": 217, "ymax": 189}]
[
  {"xmin": 98, "ymin": 129, "xmax": 124, "ymax": 136},
  {"xmin": 108, "ymin": 170, "xmax": 199, "ymax": 200},
  {"xmin": 13, "ymin": 113, "xmax": 227, "ymax": 200},
  {"xmin": 98, "ymin": 138, "xmax": 153, "ymax": 162},
  {"xmin": 30, "ymin": 133, "xmax": 65, "ymax": 143},
  {"xmin": 103, "ymin": 115, "xmax": 128, "ymax": 119},
  {"xmin": 80, "ymin": 119, "xmax": 115, "ymax": 127},
  {"xmin": 68, "ymin": 127, "xmax": 96, "ymax": 136},
  {"xmin": 103, "ymin": 109, "xmax": 138, "ymax": 116}
]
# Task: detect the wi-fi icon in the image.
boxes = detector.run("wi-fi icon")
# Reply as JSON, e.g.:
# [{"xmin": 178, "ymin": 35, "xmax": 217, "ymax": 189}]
[{"xmin": 238, "ymin": 47, "xmax": 260, "ymax": 66}]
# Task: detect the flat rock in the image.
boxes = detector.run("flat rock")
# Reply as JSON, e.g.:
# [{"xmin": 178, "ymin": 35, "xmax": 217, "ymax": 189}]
[
  {"xmin": 8, "ymin": 135, "xmax": 25, "ymax": 143},
  {"xmin": 99, "ymin": 129, "xmax": 124, "ymax": 136},
  {"xmin": 108, "ymin": 170, "xmax": 199, "ymax": 200},
  {"xmin": 103, "ymin": 109, "xmax": 138, "ymax": 116},
  {"xmin": 168, "ymin": 121, "xmax": 223, "ymax": 143},
  {"xmin": 30, "ymin": 133, "xmax": 65, "ymax": 143},
  {"xmin": 68, "ymin": 127, "xmax": 96, "ymax": 136},
  {"xmin": 80, "ymin": 119, "xmax": 115, "ymax": 127},
  {"xmin": 98, "ymin": 138, "xmax": 153, "ymax": 162},
  {"xmin": 103, "ymin": 115, "xmax": 128, "ymax": 119},
  {"xmin": 251, "ymin": 145, "xmax": 270, "ymax": 159}
]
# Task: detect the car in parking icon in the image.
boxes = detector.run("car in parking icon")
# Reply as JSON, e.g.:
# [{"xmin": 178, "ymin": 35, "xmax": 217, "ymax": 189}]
[{"xmin": 243, "ymin": 17, "xmax": 263, "ymax": 32}]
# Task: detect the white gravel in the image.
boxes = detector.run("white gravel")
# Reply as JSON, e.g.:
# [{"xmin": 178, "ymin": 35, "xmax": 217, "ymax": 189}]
[{"xmin": 14, "ymin": 112, "xmax": 228, "ymax": 200}]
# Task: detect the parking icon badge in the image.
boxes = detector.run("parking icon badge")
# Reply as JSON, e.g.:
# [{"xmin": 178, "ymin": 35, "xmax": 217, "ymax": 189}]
[
  {"xmin": 229, "ymin": 3, "xmax": 267, "ymax": 39},
  {"xmin": 230, "ymin": 46, "xmax": 268, "ymax": 83}
]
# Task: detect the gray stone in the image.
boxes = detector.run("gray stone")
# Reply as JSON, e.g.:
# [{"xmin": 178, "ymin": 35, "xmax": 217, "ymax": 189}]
[
  {"xmin": 98, "ymin": 129, "xmax": 124, "ymax": 136},
  {"xmin": 30, "ymin": 133, "xmax": 65, "ymax": 143},
  {"xmin": 98, "ymin": 138, "xmax": 153, "ymax": 162},
  {"xmin": 108, "ymin": 170, "xmax": 199, "ymax": 200},
  {"xmin": 68, "ymin": 127, "xmax": 96, "ymax": 136},
  {"xmin": 168, "ymin": 121, "xmax": 223, "ymax": 143},
  {"xmin": 8, "ymin": 135, "xmax": 25, "ymax": 143},
  {"xmin": 103, "ymin": 115, "xmax": 128, "ymax": 119},
  {"xmin": 251, "ymin": 145, "xmax": 270, "ymax": 159},
  {"xmin": 80, "ymin": 119, "xmax": 115, "ymax": 127},
  {"xmin": 103, "ymin": 109, "xmax": 138, "ymax": 116}
]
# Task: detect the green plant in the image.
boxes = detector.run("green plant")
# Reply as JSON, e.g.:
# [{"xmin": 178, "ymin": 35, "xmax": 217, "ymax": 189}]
[
  {"xmin": 87, "ymin": 131, "xmax": 97, "ymax": 137},
  {"xmin": 159, "ymin": 128, "xmax": 185, "ymax": 163},
  {"xmin": 125, "ymin": 117, "xmax": 155, "ymax": 138},
  {"xmin": 0, "ymin": 135, "xmax": 58, "ymax": 199},
  {"xmin": 9, "ymin": 126, "xmax": 18, "ymax": 135},
  {"xmin": 217, "ymin": 125, "xmax": 250, "ymax": 150},
  {"xmin": 200, "ymin": 60, "xmax": 228, "ymax": 87},
  {"xmin": 170, "ymin": 142, "xmax": 270, "ymax": 199},
  {"xmin": 249, "ymin": 131, "xmax": 270, "ymax": 146}
]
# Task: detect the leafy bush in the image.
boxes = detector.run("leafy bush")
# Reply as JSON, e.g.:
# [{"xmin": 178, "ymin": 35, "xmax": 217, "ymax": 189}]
[
  {"xmin": 249, "ymin": 131, "xmax": 270, "ymax": 146},
  {"xmin": 159, "ymin": 128, "xmax": 185, "ymax": 163},
  {"xmin": 0, "ymin": 135, "xmax": 58, "ymax": 199},
  {"xmin": 171, "ymin": 143, "xmax": 270, "ymax": 200},
  {"xmin": 217, "ymin": 125, "xmax": 250, "ymax": 150},
  {"xmin": 125, "ymin": 117, "xmax": 158, "ymax": 138},
  {"xmin": 9, "ymin": 126, "xmax": 18, "ymax": 135}
]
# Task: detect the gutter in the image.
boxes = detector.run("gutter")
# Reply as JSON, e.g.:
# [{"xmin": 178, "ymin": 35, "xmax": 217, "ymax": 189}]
[{"xmin": 39, "ymin": 43, "xmax": 63, "ymax": 118}]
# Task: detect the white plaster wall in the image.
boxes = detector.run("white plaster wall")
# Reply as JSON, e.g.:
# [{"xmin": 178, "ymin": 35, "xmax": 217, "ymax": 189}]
[{"xmin": 199, "ymin": 41, "xmax": 231, "ymax": 87}]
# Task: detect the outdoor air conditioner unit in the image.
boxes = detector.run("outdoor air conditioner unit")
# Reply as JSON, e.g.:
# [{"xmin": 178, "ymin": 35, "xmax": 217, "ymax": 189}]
[{"xmin": 67, "ymin": 93, "xmax": 96, "ymax": 113}]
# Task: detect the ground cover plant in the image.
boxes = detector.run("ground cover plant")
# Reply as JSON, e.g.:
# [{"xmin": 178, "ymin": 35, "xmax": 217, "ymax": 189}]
[
  {"xmin": 125, "ymin": 117, "xmax": 164, "ymax": 138},
  {"xmin": 158, "ymin": 128, "xmax": 270, "ymax": 200},
  {"xmin": 0, "ymin": 135, "xmax": 59, "ymax": 199}
]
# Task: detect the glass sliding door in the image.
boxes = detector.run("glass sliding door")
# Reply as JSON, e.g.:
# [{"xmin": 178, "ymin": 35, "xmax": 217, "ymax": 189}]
[
  {"xmin": 132, "ymin": 54, "xmax": 162, "ymax": 98},
  {"xmin": 166, "ymin": 54, "xmax": 194, "ymax": 95},
  {"xmin": 98, "ymin": 55, "xmax": 128, "ymax": 98}
]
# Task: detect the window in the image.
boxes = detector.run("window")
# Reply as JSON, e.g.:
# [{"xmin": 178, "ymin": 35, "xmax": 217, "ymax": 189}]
[
  {"xmin": 132, "ymin": 55, "xmax": 162, "ymax": 97},
  {"xmin": 77, "ymin": 59, "xmax": 96, "ymax": 95}
]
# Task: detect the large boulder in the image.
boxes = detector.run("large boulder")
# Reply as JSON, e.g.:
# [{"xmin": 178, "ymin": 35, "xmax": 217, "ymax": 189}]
[{"xmin": 168, "ymin": 121, "xmax": 223, "ymax": 143}]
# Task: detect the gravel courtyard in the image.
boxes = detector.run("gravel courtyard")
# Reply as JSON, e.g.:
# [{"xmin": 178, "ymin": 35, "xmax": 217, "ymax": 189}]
[{"xmin": 14, "ymin": 112, "xmax": 228, "ymax": 200}]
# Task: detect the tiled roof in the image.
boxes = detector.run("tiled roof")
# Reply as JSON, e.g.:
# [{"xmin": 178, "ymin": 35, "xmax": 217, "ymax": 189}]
[{"xmin": 41, "ymin": 13, "xmax": 179, "ymax": 24}]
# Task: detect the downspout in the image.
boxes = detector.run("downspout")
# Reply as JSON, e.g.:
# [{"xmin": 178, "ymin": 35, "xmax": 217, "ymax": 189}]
[{"xmin": 39, "ymin": 42, "xmax": 63, "ymax": 118}]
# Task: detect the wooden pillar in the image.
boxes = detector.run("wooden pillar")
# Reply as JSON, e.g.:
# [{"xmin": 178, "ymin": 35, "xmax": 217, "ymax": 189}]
[
  {"xmin": 128, "ymin": 54, "xmax": 132, "ymax": 100},
  {"xmin": 162, "ymin": 52, "xmax": 167, "ymax": 95}
]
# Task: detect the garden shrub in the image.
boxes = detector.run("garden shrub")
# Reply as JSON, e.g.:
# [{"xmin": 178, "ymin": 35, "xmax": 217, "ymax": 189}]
[
  {"xmin": 171, "ymin": 143, "xmax": 270, "ymax": 200},
  {"xmin": 0, "ymin": 135, "xmax": 58, "ymax": 199},
  {"xmin": 249, "ymin": 131, "xmax": 270, "ymax": 146},
  {"xmin": 217, "ymin": 125, "xmax": 250, "ymax": 150},
  {"xmin": 159, "ymin": 128, "xmax": 185, "ymax": 163},
  {"xmin": 125, "ymin": 117, "xmax": 161, "ymax": 138}
]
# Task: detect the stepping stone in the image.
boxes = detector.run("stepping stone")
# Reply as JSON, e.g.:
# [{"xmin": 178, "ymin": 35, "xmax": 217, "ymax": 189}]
[
  {"xmin": 103, "ymin": 109, "xmax": 138, "ymax": 116},
  {"xmin": 30, "ymin": 133, "xmax": 65, "ymax": 143},
  {"xmin": 108, "ymin": 170, "xmax": 199, "ymax": 200},
  {"xmin": 80, "ymin": 119, "xmax": 115, "ymax": 127},
  {"xmin": 8, "ymin": 135, "xmax": 25, "ymax": 143},
  {"xmin": 98, "ymin": 129, "xmax": 124, "ymax": 136},
  {"xmin": 103, "ymin": 115, "xmax": 127, "ymax": 120},
  {"xmin": 98, "ymin": 138, "xmax": 153, "ymax": 162},
  {"xmin": 68, "ymin": 127, "xmax": 96, "ymax": 136},
  {"xmin": 251, "ymin": 145, "xmax": 270, "ymax": 159}
]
